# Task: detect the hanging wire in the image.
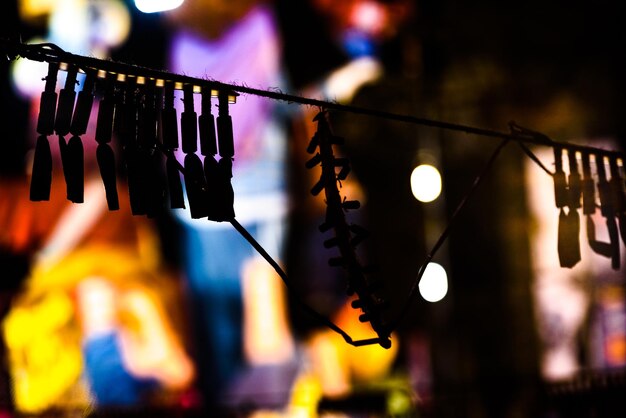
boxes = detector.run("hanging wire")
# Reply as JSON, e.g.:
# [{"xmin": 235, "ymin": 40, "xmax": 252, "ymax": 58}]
[{"xmin": 2, "ymin": 39, "xmax": 624, "ymax": 160}]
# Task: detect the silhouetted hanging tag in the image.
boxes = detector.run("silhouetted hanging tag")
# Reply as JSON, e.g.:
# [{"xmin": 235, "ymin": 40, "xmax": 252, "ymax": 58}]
[
  {"xmin": 184, "ymin": 153, "xmax": 208, "ymax": 219},
  {"xmin": 29, "ymin": 135, "xmax": 53, "ymax": 201},
  {"xmin": 95, "ymin": 72, "xmax": 116, "ymax": 144},
  {"xmin": 70, "ymin": 68, "xmax": 96, "ymax": 136},
  {"xmin": 199, "ymin": 85, "xmax": 218, "ymax": 157},
  {"xmin": 595, "ymin": 154, "xmax": 620, "ymax": 269},
  {"xmin": 36, "ymin": 62, "xmax": 59, "ymax": 136},
  {"xmin": 96, "ymin": 144, "xmax": 119, "ymax": 210},
  {"xmin": 54, "ymin": 65, "xmax": 78, "ymax": 136},
  {"xmin": 608, "ymin": 156, "xmax": 626, "ymax": 246},
  {"xmin": 181, "ymin": 84, "xmax": 198, "ymax": 154}
]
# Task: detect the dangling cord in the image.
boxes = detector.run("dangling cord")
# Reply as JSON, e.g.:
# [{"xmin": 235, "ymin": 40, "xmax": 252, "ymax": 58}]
[
  {"xmin": 608, "ymin": 156, "xmax": 626, "ymax": 246},
  {"xmin": 199, "ymin": 85, "xmax": 219, "ymax": 219},
  {"xmin": 596, "ymin": 154, "xmax": 620, "ymax": 269},
  {"xmin": 31, "ymin": 61, "xmax": 59, "ymax": 201},
  {"xmin": 94, "ymin": 72, "xmax": 119, "ymax": 210},
  {"xmin": 181, "ymin": 83, "xmax": 208, "ymax": 218},
  {"xmin": 388, "ymin": 138, "xmax": 511, "ymax": 332},
  {"xmin": 214, "ymin": 90, "xmax": 235, "ymax": 222},
  {"xmin": 161, "ymin": 80, "xmax": 185, "ymax": 209}
]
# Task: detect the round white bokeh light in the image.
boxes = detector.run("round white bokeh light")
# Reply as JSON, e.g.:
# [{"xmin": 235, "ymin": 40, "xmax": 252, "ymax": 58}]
[
  {"xmin": 410, "ymin": 164, "xmax": 442, "ymax": 203},
  {"xmin": 418, "ymin": 262, "xmax": 448, "ymax": 303}
]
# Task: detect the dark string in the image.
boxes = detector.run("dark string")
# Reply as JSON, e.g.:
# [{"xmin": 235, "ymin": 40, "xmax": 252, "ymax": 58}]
[{"xmin": 3, "ymin": 39, "xmax": 624, "ymax": 160}]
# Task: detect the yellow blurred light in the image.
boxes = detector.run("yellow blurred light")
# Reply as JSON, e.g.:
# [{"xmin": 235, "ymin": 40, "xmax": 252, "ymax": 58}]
[
  {"xmin": 135, "ymin": 0, "xmax": 184, "ymax": 13},
  {"xmin": 410, "ymin": 164, "xmax": 442, "ymax": 203},
  {"xmin": 418, "ymin": 262, "xmax": 448, "ymax": 302},
  {"xmin": 19, "ymin": 0, "xmax": 56, "ymax": 21}
]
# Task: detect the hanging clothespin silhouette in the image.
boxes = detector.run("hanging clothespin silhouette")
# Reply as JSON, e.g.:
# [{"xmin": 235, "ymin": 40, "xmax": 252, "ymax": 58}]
[
  {"xmin": 137, "ymin": 77, "xmax": 164, "ymax": 218},
  {"xmin": 55, "ymin": 64, "xmax": 83, "ymax": 203},
  {"xmin": 94, "ymin": 72, "xmax": 119, "ymax": 210},
  {"xmin": 181, "ymin": 83, "xmax": 208, "ymax": 218},
  {"xmin": 554, "ymin": 147, "xmax": 581, "ymax": 268},
  {"xmin": 118, "ymin": 76, "xmax": 147, "ymax": 216},
  {"xmin": 213, "ymin": 90, "xmax": 236, "ymax": 222},
  {"xmin": 30, "ymin": 61, "xmax": 59, "ymax": 201},
  {"xmin": 596, "ymin": 154, "xmax": 621, "ymax": 269},
  {"xmin": 161, "ymin": 80, "xmax": 185, "ymax": 209},
  {"xmin": 608, "ymin": 156, "xmax": 626, "ymax": 246},
  {"xmin": 586, "ymin": 153, "xmax": 620, "ymax": 269},
  {"xmin": 199, "ymin": 85, "xmax": 220, "ymax": 220}
]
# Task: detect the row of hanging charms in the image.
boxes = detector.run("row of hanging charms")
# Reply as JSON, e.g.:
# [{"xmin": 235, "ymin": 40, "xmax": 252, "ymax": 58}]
[
  {"xmin": 307, "ymin": 110, "xmax": 391, "ymax": 348},
  {"xmin": 30, "ymin": 61, "xmax": 236, "ymax": 222},
  {"xmin": 554, "ymin": 146, "xmax": 626, "ymax": 269}
]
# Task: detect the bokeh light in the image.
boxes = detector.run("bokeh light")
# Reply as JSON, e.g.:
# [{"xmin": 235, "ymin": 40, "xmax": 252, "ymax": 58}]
[
  {"xmin": 419, "ymin": 262, "xmax": 448, "ymax": 303},
  {"xmin": 135, "ymin": 0, "xmax": 184, "ymax": 14},
  {"xmin": 410, "ymin": 164, "xmax": 442, "ymax": 203}
]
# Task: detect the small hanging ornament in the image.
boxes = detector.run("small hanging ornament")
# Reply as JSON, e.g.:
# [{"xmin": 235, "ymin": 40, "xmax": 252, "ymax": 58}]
[
  {"xmin": 161, "ymin": 80, "xmax": 185, "ymax": 209},
  {"xmin": 30, "ymin": 62, "xmax": 59, "ymax": 201}
]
